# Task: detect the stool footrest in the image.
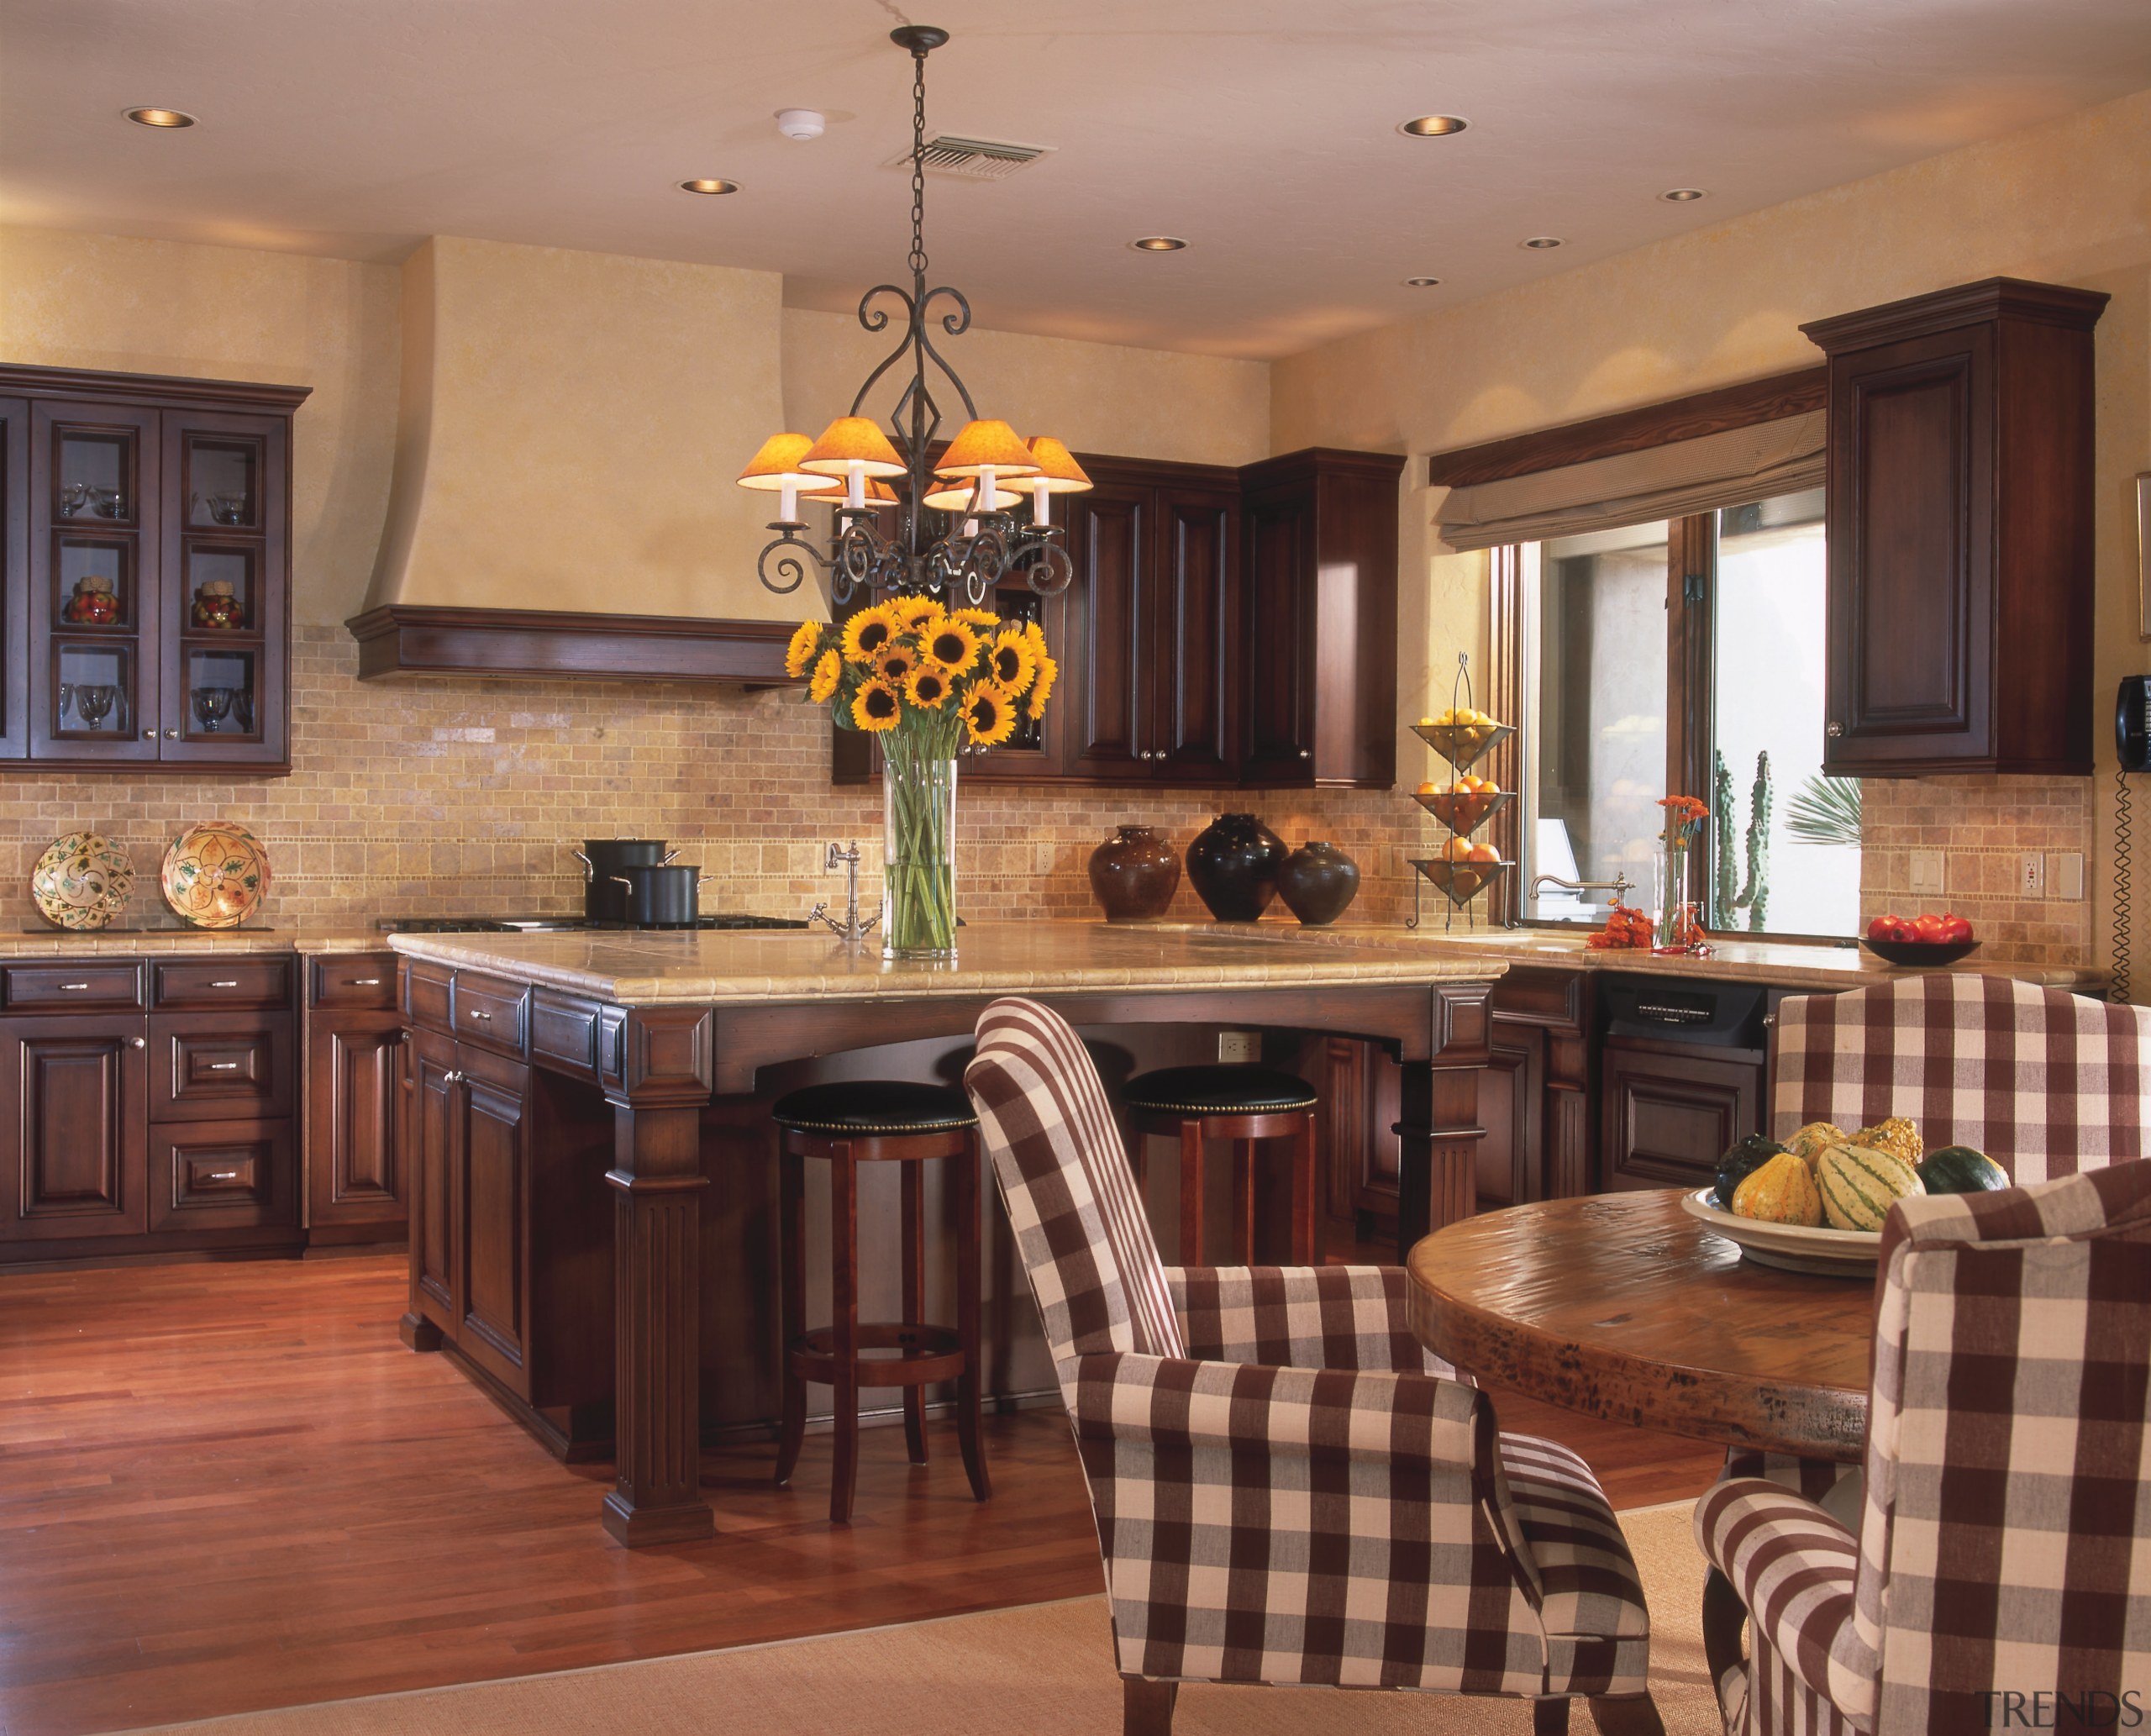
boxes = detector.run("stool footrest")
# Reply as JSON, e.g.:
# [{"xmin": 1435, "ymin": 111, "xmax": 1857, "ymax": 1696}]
[{"xmin": 786, "ymin": 1321, "xmax": 966, "ymax": 1387}]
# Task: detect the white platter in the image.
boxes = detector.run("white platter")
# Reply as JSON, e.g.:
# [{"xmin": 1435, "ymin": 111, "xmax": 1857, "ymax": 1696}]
[{"xmin": 1680, "ymin": 1186, "xmax": 1881, "ymax": 1278}]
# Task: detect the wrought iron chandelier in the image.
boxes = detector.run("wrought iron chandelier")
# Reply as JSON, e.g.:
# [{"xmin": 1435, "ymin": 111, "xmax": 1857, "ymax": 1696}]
[{"xmin": 737, "ymin": 25, "xmax": 1089, "ymax": 610}]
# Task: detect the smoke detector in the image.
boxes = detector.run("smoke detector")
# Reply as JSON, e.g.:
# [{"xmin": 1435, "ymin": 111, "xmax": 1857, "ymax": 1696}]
[
  {"xmin": 887, "ymin": 134, "xmax": 1053, "ymax": 181},
  {"xmin": 776, "ymin": 108, "xmax": 826, "ymax": 142}
]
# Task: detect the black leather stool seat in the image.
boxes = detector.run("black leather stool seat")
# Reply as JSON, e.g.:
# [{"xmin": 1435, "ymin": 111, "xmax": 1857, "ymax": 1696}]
[
  {"xmin": 1121, "ymin": 1065, "xmax": 1318, "ymax": 1118},
  {"xmin": 771, "ymin": 1079, "xmax": 979, "ymax": 1137}
]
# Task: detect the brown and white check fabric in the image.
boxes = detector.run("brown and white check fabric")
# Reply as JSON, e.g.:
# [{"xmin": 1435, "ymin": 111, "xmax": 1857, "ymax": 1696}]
[
  {"xmin": 1697, "ymin": 1160, "xmax": 2151, "ymax": 1735},
  {"xmin": 967, "ymin": 997, "xmax": 1654, "ymax": 1703},
  {"xmin": 1770, "ymin": 974, "xmax": 2151, "ymax": 1181}
]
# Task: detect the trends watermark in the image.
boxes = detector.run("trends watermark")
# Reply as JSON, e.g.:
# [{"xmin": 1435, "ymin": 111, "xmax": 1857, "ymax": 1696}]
[{"xmin": 1979, "ymin": 1690, "xmax": 2143, "ymax": 1729}]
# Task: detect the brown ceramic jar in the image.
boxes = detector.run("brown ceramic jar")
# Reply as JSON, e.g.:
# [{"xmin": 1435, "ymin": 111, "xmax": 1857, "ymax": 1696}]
[
  {"xmin": 1275, "ymin": 839, "xmax": 1360, "ymax": 926},
  {"xmin": 1087, "ymin": 825, "xmax": 1181, "ymax": 920}
]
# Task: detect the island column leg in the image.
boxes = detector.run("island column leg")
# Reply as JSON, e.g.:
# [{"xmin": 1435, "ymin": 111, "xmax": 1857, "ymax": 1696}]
[
  {"xmin": 1395, "ymin": 981, "xmax": 1495, "ymax": 1260},
  {"xmin": 602, "ymin": 1039, "xmax": 716, "ymax": 1545}
]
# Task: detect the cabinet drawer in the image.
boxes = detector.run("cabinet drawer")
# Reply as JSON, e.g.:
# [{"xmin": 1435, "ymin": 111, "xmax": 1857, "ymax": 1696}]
[
  {"xmin": 451, "ymin": 972, "xmax": 529, "ymax": 1056},
  {"xmin": 311, "ymin": 955, "xmax": 399, "ymax": 1009},
  {"xmin": 152, "ymin": 956, "xmax": 292, "ymax": 1010},
  {"xmin": 405, "ymin": 961, "xmax": 453, "ymax": 1033},
  {"xmin": 5, "ymin": 963, "xmax": 145, "ymax": 1012},
  {"xmin": 150, "ymin": 1118, "xmax": 293, "ymax": 1233},
  {"xmin": 149, "ymin": 1013, "xmax": 293, "ymax": 1122}
]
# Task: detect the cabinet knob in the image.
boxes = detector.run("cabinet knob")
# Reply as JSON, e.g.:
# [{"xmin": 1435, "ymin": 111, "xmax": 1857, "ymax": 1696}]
[
  {"xmin": 1298, "ymin": 749, "xmax": 1311, "ymax": 760},
  {"xmin": 143, "ymin": 729, "xmax": 157, "ymax": 740},
  {"xmin": 131, "ymin": 1037, "xmax": 146, "ymax": 1049},
  {"xmin": 164, "ymin": 729, "xmax": 179, "ymax": 739},
  {"xmin": 1826, "ymin": 722, "xmax": 1844, "ymax": 739}
]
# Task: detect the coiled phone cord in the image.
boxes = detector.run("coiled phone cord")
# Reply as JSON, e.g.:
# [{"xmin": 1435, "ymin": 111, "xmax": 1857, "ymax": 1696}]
[{"xmin": 2113, "ymin": 765, "xmax": 2133, "ymax": 1005}]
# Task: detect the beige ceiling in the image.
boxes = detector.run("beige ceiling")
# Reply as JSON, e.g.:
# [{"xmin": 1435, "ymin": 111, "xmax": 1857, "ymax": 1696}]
[{"xmin": 5, "ymin": 0, "xmax": 2149, "ymax": 360}]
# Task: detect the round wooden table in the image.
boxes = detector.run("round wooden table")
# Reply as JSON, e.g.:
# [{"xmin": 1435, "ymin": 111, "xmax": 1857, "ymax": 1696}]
[{"xmin": 1406, "ymin": 1189, "xmax": 1874, "ymax": 1464}]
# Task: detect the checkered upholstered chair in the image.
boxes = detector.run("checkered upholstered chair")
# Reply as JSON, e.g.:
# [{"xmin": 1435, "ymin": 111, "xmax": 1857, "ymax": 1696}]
[
  {"xmin": 965, "ymin": 996, "xmax": 1665, "ymax": 1736},
  {"xmin": 1696, "ymin": 1160, "xmax": 2151, "ymax": 1736}
]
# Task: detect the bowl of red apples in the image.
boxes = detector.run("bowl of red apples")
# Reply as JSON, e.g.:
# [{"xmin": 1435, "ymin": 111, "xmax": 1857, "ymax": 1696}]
[{"xmin": 1861, "ymin": 911, "xmax": 1980, "ymax": 967}]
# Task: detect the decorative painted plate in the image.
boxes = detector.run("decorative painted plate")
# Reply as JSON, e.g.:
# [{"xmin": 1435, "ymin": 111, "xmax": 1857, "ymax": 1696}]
[
  {"xmin": 1680, "ymin": 1187, "xmax": 1880, "ymax": 1278},
  {"xmin": 160, "ymin": 822, "xmax": 271, "ymax": 929},
  {"xmin": 31, "ymin": 832, "xmax": 135, "ymax": 931}
]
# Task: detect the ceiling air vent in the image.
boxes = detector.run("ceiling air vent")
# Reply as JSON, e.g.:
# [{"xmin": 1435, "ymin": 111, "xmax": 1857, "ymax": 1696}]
[{"xmin": 889, "ymin": 134, "xmax": 1053, "ymax": 181}]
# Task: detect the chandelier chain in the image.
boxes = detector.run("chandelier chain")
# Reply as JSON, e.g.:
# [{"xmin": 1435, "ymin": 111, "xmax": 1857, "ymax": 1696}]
[{"xmin": 907, "ymin": 45, "xmax": 928, "ymax": 283}]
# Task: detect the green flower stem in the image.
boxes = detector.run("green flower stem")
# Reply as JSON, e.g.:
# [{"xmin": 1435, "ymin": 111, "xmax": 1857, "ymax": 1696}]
[{"xmin": 884, "ymin": 723, "xmax": 958, "ymax": 956}]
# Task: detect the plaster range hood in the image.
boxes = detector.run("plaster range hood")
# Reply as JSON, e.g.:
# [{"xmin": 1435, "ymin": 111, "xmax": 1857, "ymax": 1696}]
[{"xmin": 347, "ymin": 235, "xmax": 806, "ymax": 684}]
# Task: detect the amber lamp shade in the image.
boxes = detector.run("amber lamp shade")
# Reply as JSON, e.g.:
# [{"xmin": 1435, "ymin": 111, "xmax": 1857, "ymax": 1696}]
[
  {"xmin": 1023, "ymin": 436, "xmax": 1093, "ymax": 493},
  {"xmin": 922, "ymin": 479, "xmax": 1023, "ymax": 512},
  {"xmin": 799, "ymin": 417, "xmax": 907, "ymax": 480},
  {"xmin": 736, "ymin": 432, "xmax": 819, "ymax": 492},
  {"xmin": 802, "ymin": 478, "xmax": 899, "ymax": 506},
  {"xmin": 934, "ymin": 418, "xmax": 1040, "ymax": 479}
]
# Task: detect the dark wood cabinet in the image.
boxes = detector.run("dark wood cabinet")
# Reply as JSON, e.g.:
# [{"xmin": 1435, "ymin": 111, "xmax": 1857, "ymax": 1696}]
[
  {"xmin": 1239, "ymin": 448, "xmax": 1404, "ymax": 788},
  {"xmin": 1598, "ymin": 1036, "xmax": 1764, "ymax": 1193},
  {"xmin": 305, "ymin": 953, "xmax": 409, "ymax": 1243},
  {"xmin": 0, "ymin": 365, "xmax": 306, "ymax": 776},
  {"xmin": 1801, "ymin": 278, "xmax": 2106, "ymax": 776},
  {"xmin": 0, "ymin": 1016, "xmax": 150, "ymax": 1242}
]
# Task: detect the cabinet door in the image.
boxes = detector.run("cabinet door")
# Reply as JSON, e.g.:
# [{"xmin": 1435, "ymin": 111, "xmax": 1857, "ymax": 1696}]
[
  {"xmin": 1823, "ymin": 325, "xmax": 1995, "ymax": 771},
  {"xmin": 307, "ymin": 1012, "xmax": 408, "ymax": 1232},
  {"xmin": 29, "ymin": 401, "xmax": 161, "ymax": 762},
  {"xmin": 409, "ymin": 1029, "xmax": 459, "ymax": 1331},
  {"xmin": 1240, "ymin": 481, "xmax": 1317, "ymax": 781},
  {"xmin": 1479, "ymin": 1021, "xmax": 1544, "ymax": 1212},
  {"xmin": 0, "ymin": 1015, "xmax": 150, "ymax": 1241},
  {"xmin": 1063, "ymin": 481, "xmax": 1154, "ymax": 776},
  {"xmin": 158, "ymin": 409, "xmax": 288, "ymax": 766},
  {"xmin": 960, "ymin": 579, "xmax": 1067, "ymax": 782},
  {"xmin": 456, "ymin": 1044, "xmax": 531, "ymax": 1395},
  {"xmin": 1149, "ymin": 487, "xmax": 1240, "ymax": 781},
  {"xmin": 0, "ymin": 398, "xmax": 29, "ymax": 761},
  {"xmin": 1599, "ymin": 1039, "xmax": 1763, "ymax": 1193}
]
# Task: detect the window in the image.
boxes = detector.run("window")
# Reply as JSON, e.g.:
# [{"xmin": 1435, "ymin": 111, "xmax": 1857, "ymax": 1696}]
[{"xmin": 1515, "ymin": 487, "xmax": 1859, "ymax": 936}]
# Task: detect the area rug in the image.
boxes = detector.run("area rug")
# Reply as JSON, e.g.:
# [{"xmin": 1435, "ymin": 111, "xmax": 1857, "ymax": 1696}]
[{"xmin": 131, "ymin": 1502, "xmax": 1721, "ymax": 1735}]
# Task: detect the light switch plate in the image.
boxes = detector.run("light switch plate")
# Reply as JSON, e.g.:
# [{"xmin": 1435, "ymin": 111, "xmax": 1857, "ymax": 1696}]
[
  {"xmin": 2050, "ymin": 851, "xmax": 2085, "ymax": 901},
  {"xmin": 1909, "ymin": 850, "xmax": 1946, "ymax": 896}
]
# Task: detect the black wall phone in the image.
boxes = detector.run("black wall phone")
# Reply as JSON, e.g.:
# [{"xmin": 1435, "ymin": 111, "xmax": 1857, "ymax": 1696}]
[{"xmin": 2119, "ymin": 676, "xmax": 2151, "ymax": 772}]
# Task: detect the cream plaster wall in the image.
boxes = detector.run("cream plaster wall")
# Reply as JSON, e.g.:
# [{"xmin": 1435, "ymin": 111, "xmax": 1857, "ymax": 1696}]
[
  {"xmin": 365, "ymin": 235, "xmax": 792, "ymax": 622},
  {"xmin": 781, "ymin": 307, "xmax": 1270, "ymax": 469},
  {"xmin": 1274, "ymin": 86, "xmax": 2151, "ymax": 977},
  {"xmin": 0, "ymin": 225, "xmax": 401, "ymax": 628}
]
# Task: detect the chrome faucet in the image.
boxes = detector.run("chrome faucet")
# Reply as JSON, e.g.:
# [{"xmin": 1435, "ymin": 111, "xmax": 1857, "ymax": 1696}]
[
  {"xmin": 809, "ymin": 841, "xmax": 879, "ymax": 943},
  {"xmin": 1512, "ymin": 870, "xmax": 1635, "ymax": 929}
]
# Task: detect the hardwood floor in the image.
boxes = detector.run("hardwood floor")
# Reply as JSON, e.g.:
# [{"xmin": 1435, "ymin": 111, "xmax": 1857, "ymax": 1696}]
[{"xmin": 0, "ymin": 1253, "xmax": 1724, "ymax": 1736}]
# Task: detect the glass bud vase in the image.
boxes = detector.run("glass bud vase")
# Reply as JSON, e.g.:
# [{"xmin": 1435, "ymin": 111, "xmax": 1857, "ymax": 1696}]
[
  {"xmin": 882, "ymin": 747, "xmax": 958, "ymax": 960},
  {"xmin": 1654, "ymin": 839, "xmax": 1693, "ymax": 954}
]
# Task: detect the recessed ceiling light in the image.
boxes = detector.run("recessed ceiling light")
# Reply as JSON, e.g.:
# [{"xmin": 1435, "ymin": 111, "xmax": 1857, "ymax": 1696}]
[
  {"xmin": 124, "ymin": 107, "xmax": 197, "ymax": 129},
  {"xmin": 1399, "ymin": 115, "xmax": 1469, "ymax": 137},
  {"xmin": 1130, "ymin": 236, "xmax": 1187, "ymax": 252},
  {"xmin": 678, "ymin": 178, "xmax": 741, "ymax": 196},
  {"xmin": 1403, "ymin": 276, "xmax": 1442, "ymax": 287},
  {"xmin": 1659, "ymin": 187, "xmax": 1708, "ymax": 203},
  {"xmin": 1521, "ymin": 235, "xmax": 1565, "ymax": 250}
]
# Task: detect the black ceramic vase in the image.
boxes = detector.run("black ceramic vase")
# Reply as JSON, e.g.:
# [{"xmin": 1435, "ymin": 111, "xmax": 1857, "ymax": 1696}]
[
  {"xmin": 1186, "ymin": 813, "xmax": 1286, "ymax": 922},
  {"xmin": 1087, "ymin": 825, "xmax": 1180, "ymax": 920},
  {"xmin": 1275, "ymin": 839, "xmax": 1360, "ymax": 926}
]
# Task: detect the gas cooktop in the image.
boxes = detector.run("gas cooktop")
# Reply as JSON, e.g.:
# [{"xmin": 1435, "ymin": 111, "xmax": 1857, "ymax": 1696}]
[{"xmin": 378, "ymin": 914, "xmax": 809, "ymax": 934}]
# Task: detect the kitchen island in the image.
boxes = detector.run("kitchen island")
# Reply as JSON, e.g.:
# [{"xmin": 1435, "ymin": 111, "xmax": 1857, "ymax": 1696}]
[{"xmin": 385, "ymin": 920, "xmax": 1508, "ymax": 1546}]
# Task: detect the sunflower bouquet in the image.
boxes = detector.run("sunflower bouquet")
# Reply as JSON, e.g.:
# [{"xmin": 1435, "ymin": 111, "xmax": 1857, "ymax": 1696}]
[{"xmin": 785, "ymin": 594, "xmax": 1058, "ymax": 956}]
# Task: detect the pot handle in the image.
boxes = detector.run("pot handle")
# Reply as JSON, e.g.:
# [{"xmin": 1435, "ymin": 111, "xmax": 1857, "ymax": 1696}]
[
  {"xmin": 663, "ymin": 848, "xmax": 681, "ymax": 865},
  {"xmin": 697, "ymin": 873, "xmax": 713, "ymax": 885},
  {"xmin": 610, "ymin": 875, "xmax": 634, "ymax": 889},
  {"xmin": 572, "ymin": 847, "xmax": 594, "ymax": 881}
]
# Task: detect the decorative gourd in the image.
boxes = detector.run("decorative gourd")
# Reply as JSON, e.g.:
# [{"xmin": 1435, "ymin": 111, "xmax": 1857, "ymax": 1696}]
[
  {"xmin": 1732, "ymin": 1152, "xmax": 1823, "ymax": 1227},
  {"xmin": 1715, "ymin": 1134, "xmax": 1788, "ymax": 1209},
  {"xmin": 1783, "ymin": 1120, "xmax": 1846, "ymax": 1170},
  {"xmin": 1917, "ymin": 1146, "xmax": 2010, "ymax": 1194},
  {"xmin": 1816, "ymin": 1141, "xmax": 1924, "ymax": 1232},
  {"xmin": 1850, "ymin": 1116, "xmax": 1923, "ymax": 1168}
]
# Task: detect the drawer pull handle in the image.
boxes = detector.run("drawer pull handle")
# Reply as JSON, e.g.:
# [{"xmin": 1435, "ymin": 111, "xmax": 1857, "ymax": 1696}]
[
  {"xmin": 208, "ymin": 1061, "xmax": 241, "ymax": 1071},
  {"xmin": 207, "ymin": 1170, "xmax": 239, "ymax": 1182},
  {"xmin": 59, "ymin": 982, "xmax": 92, "ymax": 992},
  {"xmin": 469, "ymin": 1008, "xmax": 492, "ymax": 1021},
  {"xmin": 348, "ymin": 977, "xmax": 381, "ymax": 986},
  {"xmin": 209, "ymin": 981, "xmax": 239, "ymax": 989}
]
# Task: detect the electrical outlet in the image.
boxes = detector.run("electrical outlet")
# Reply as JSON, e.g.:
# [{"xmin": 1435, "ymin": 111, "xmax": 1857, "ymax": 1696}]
[
  {"xmin": 2019, "ymin": 852, "xmax": 2047, "ymax": 897},
  {"xmin": 2051, "ymin": 851, "xmax": 2085, "ymax": 901},
  {"xmin": 1909, "ymin": 850, "xmax": 1946, "ymax": 897},
  {"xmin": 1217, "ymin": 1031, "xmax": 1260, "ymax": 1064}
]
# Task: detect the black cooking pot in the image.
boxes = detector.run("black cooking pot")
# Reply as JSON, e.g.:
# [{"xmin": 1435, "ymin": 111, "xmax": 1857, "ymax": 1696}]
[
  {"xmin": 574, "ymin": 839, "xmax": 675, "ymax": 923},
  {"xmin": 610, "ymin": 864, "xmax": 709, "ymax": 928}
]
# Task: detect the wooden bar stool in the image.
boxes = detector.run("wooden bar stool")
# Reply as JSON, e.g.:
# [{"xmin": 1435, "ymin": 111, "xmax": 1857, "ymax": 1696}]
[
  {"xmin": 772, "ymin": 1080, "xmax": 990, "ymax": 1525},
  {"xmin": 1121, "ymin": 1065, "xmax": 1319, "ymax": 1265}
]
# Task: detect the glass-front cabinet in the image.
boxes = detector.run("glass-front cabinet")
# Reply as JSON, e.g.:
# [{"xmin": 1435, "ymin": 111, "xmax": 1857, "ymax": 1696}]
[{"xmin": 0, "ymin": 368, "xmax": 303, "ymax": 773}]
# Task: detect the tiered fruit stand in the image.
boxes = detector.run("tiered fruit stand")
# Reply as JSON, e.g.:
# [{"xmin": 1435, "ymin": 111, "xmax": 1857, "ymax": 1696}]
[{"xmin": 1406, "ymin": 655, "xmax": 1513, "ymax": 931}]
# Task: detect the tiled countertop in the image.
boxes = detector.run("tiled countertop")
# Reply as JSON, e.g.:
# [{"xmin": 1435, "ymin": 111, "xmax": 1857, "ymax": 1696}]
[
  {"xmin": 0, "ymin": 923, "xmax": 389, "ymax": 957},
  {"xmin": 387, "ymin": 920, "xmax": 1511, "ymax": 1007}
]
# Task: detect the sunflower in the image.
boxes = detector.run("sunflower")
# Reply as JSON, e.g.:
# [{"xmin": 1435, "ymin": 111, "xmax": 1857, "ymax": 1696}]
[
  {"xmin": 840, "ymin": 602, "xmax": 902, "ymax": 664},
  {"xmin": 807, "ymin": 648, "xmax": 843, "ymax": 704},
  {"xmin": 962, "ymin": 680, "xmax": 1018, "ymax": 748},
  {"xmin": 892, "ymin": 594, "xmax": 944, "ymax": 632},
  {"xmin": 1025, "ymin": 650, "xmax": 1059, "ymax": 720},
  {"xmin": 953, "ymin": 608, "xmax": 1002, "ymax": 634},
  {"xmin": 784, "ymin": 619, "xmax": 823, "ymax": 679},
  {"xmin": 1023, "ymin": 618, "xmax": 1049, "ymax": 657},
  {"xmin": 922, "ymin": 617, "xmax": 982, "ymax": 674},
  {"xmin": 904, "ymin": 665, "xmax": 952, "ymax": 710},
  {"xmin": 851, "ymin": 676, "xmax": 902, "ymax": 732},
  {"xmin": 875, "ymin": 640, "xmax": 919, "ymax": 686},
  {"xmin": 987, "ymin": 629, "xmax": 1038, "ymax": 694}
]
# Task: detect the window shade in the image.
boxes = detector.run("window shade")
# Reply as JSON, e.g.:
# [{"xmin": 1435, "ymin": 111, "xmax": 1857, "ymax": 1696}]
[{"xmin": 1433, "ymin": 409, "xmax": 1823, "ymax": 551}]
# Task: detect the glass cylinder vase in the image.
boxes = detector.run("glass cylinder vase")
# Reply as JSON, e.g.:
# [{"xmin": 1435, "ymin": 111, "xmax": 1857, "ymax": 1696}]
[
  {"xmin": 1654, "ymin": 839, "xmax": 1696, "ymax": 954},
  {"xmin": 882, "ymin": 745, "xmax": 958, "ymax": 960}
]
